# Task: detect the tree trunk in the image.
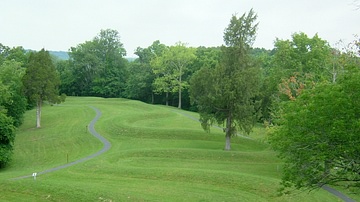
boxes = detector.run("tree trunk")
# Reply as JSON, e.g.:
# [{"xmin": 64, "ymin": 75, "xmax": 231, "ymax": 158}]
[
  {"xmin": 224, "ymin": 114, "xmax": 232, "ymax": 151},
  {"xmin": 178, "ymin": 74, "xmax": 182, "ymax": 109},
  {"xmin": 324, "ymin": 159, "xmax": 331, "ymax": 176},
  {"xmin": 332, "ymin": 61, "xmax": 337, "ymax": 83},
  {"xmin": 225, "ymin": 133, "xmax": 231, "ymax": 151},
  {"xmin": 36, "ymin": 99, "xmax": 42, "ymax": 128},
  {"xmin": 332, "ymin": 65, "xmax": 337, "ymax": 83},
  {"xmin": 166, "ymin": 92, "xmax": 169, "ymax": 106},
  {"xmin": 151, "ymin": 92, "xmax": 154, "ymax": 104}
]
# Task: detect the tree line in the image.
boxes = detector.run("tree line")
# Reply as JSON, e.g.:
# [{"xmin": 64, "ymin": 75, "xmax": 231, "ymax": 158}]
[
  {"xmin": 0, "ymin": 45, "xmax": 62, "ymax": 168},
  {"xmin": 1, "ymin": 9, "xmax": 359, "ymax": 194}
]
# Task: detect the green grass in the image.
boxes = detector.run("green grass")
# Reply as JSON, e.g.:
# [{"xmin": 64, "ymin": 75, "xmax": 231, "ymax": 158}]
[{"xmin": 0, "ymin": 97, "xmax": 356, "ymax": 201}]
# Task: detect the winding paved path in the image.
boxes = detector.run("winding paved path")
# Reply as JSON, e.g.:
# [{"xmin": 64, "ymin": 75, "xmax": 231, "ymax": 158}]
[
  {"xmin": 12, "ymin": 106, "xmax": 111, "ymax": 180},
  {"xmin": 10, "ymin": 106, "xmax": 356, "ymax": 201},
  {"xmin": 322, "ymin": 185, "xmax": 356, "ymax": 202}
]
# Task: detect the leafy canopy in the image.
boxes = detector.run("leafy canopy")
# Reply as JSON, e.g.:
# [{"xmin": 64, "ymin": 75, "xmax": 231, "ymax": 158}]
[
  {"xmin": 269, "ymin": 68, "xmax": 360, "ymax": 192},
  {"xmin": 0, "ymin": 112, "xmax": 15, "ymax": 168},
  {"xmin": 0, "ymin": 44, "xmax": 27, "ymax": 168},
  {"xmin": 67, "ymin": 29, "xmax": 128, "ymax": 97},
  {"xmin": 151, "ymin": 42, "xmax": 196, "ymax": 108}
]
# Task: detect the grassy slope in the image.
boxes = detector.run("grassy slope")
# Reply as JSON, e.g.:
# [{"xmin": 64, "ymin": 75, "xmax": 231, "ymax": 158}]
[{"xmin": 0, "ymin": 97, "xmax": 353, "ymax": 201}]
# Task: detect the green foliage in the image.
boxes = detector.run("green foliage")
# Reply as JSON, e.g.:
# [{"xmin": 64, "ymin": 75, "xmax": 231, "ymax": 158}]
[
  {"xmin": 22, "ymin": 49, "xmax": 62, "ymax": 128},
  {"xmin": 259, "ymin": 33, "xmax": 333, "ymax": 123},
  {"xmin": 0, "ymin": 44, "xmax": 28, "ymax": 65},
  {"xmin": 67, "ymin": 29, "xmax": 128, "ymax": 97},
  {"xmin": 151, "ymin": 42, "xmax": 196, "ymax": 108},
  {"xmin": 124, "ymin": 62, "xmax": 152, "ymax": 100},
  {"xmin": 23, "ymin": 49, "xmax": 61, "ymax": 104},
  {"xmin": 0, "ymin": 111, "xmax": 15, "ymax": 168},
  {"xmin": 0, "ymin": 44, "xmax": 28, "ymax": 168},
  {"xmin": 0, "ymin": 60, "xmax": 27, "ymax": 127},
  {"xmin": 273, "ymin": 33, "xmax": 332, "ymax": 82},
  {"xmin": 0, "ymin": 97, "xmax": 345, "ymax": 201},
  {"xmin": 92, "ymin": 29, "xmax": 128, "ymax": 97},
  {"xmin": 135, "ymin": 40, "xmax": 166, "ymax": 64},
  {"xmin": 124, "ymin": 40, "xmax": 167, "ymax": 103},
  {"xmin": 223, "ymin": 8, "xmax": 258, "ymax": 49},
  {"xmin": 269, "ymin": 68, "xmax": 360, "ymax": 192},
  {"xmin": 125, "ymin": 43, "xmax": 221, "ymax": 110},
  {"xmin": 0, "ymin": 43, "xmax": 10, "ymax": 65},
  {"xmin": 251, "ymin": 48, "xmax": 274, "ymax": 121},
  {"xmin": 190, "ymin": 9, "xmax": 261, "ymax": 150},
  {"xmin": 55, "ymin": 59, "xmax": 74, "ymax": 95},
  {"xmin": 192, "ymin": 46, "xmax": 221, "ymax": 71},
  {"xmin": 68, "ymin": 40, "xmax": 101, "ymax": 95}
]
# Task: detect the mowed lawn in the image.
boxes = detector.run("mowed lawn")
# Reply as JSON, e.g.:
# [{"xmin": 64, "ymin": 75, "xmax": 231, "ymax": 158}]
[{"xmin": 0, "ymin": 97, "xmax": 346, "ymax": 201}]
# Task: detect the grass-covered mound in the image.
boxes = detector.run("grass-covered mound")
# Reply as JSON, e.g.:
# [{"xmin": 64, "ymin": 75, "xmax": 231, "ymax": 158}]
[{"xmin": 0, "ymin": 97, "xmax": 345, "ymax": 201}]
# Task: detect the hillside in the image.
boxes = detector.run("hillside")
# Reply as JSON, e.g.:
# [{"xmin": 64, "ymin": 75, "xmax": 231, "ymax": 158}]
[
  {"xmin": 0, "ymin": 97, "xmax": 354, "ymax": 201},
  {"xmin": 27, "ymin": 50, "xmax": 137, "ymax": 61},
  {"xmin": 49, "ymin": 50, "xmax": 70, "ymax": 60},
  {"xmin": 48, "ymin": 50, "xmax": 137, "ymax": 61}
]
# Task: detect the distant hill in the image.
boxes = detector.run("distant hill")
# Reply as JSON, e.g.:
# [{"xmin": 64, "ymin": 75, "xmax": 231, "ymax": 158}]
[
  {"xmin": 49, "ymin": 51, "xmax": 69, "ymax": 60},
  {"xmin": 30, "ymin": 50, "xmax": 137, "ymax": 62},
  {"xmin": 125, "ymin": 57, "xmax": 137, "ymax": 62},
  {"xmin": 49, "ymin": 51, "xmax": 137, "ymax": 62}
]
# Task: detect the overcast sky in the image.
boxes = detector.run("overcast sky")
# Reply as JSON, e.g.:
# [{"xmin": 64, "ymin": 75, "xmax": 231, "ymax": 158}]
[{"xmin": 1, "ymin": 0, "xmax": 359, "ymax": 57}]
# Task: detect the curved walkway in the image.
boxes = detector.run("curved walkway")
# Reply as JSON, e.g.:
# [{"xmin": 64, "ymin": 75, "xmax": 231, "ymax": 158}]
[
  {"xmin": 10, "ymin": 105, "xmax": 356, "ymax": 201},
  {"xmin": 322, "ymin": 185, "xmax": 356, "ymax": 202},
  {"xmin": 12, "ymin": 106, "xmax": 111, "ymax": 180},
  {"xmin": 171, "ymin": 109, "xmax": 356, "ymax": 202}
]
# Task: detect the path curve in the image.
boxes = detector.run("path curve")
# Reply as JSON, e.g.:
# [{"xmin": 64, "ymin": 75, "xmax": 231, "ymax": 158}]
[
  {"xmin": 322, "ymin": 185, "xmax": 356, "ymax": 202},
  {"xmin": 12, "ymin": 106, "xmax": 111, "ymax": 180},
  {"xmin": 11, "ymin": 106, "xmax": 356, "ymax": 201},
  {"xmin": 171, "ymin": 109, "xmax": 356, "ymax": 202}
]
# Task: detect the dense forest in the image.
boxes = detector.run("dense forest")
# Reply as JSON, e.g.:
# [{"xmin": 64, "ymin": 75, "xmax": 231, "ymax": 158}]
[{"xmin": 1, "ymin": 9, "xmax": 359, "ymax": 193}]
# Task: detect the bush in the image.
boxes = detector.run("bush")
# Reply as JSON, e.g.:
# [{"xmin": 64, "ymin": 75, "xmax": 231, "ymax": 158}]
[{"xmin": 0, "ymin": 112, "xmax": 15, "ymax": 168}]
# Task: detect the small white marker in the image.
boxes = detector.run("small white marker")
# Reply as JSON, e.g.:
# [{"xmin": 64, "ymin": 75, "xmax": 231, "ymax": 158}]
[{"xmin": 32, "ymin": 172, "xmax": 37, "ymax": 180}]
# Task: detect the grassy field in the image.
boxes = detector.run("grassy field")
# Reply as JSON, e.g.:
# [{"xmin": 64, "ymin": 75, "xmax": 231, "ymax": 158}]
[{"xmin": 0, "ymin": 97, "xmax": 356, "ymax": 201}]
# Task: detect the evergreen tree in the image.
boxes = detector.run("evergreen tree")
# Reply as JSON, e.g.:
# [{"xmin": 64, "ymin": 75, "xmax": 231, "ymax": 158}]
[
  {"xmin": 22, "ymin": 49, "xmax": 61, "ymax": 128},
  {"xmin": 190, "ymin": 9, "xmax": 261, "ymax": 150}
]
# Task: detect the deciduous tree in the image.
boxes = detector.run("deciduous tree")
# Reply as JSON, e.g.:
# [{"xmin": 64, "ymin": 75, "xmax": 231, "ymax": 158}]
[
  {"xmin": 0, "ymin": 60, "xmax": 27, "ymax": 126},
  {"xmin": 0, "ymin": 111, "xmax": 15, "ymax": 168},
  {"xmin": 68, "ymin": 29, "xmax": 128, "ymax": 97},
  {"xmin": 125, "ymin": 40, "xmax": 166, "ymax": 103},
  {"xmin": 0, "ymin": 45, "xmax": 27, "ymax": 168},
  {"xmin": 151, "ymin": 42, "xmax": 196, "ymax": 108},
  {"xmin": 261, "ymin": 33, "xmax": 332, "ymax": 123},
  {"xmin": 269, "ymin": 68, "xmax": 360, "ymax": 192},
  {"xmin": 69, "ymin": 40, "xmax": 100, "ymax": 96},
  {"xmin": 92, "ymin": 29, "xmax": 127, "ymax": 97}
]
